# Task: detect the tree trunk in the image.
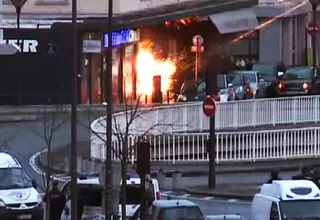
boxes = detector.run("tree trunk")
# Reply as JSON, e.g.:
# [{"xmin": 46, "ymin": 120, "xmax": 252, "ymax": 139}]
[
  {"xmin": 121, "ymin": 138, "xmax": 128, "ymax": 219},
  {"xmin": 45, "ymin": 143, "xmax": 51, "ymax": 220}
]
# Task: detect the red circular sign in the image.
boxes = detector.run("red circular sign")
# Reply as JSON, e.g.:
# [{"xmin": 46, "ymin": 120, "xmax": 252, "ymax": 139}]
[
  {"xmin": 307, "ymin": 22, "xmax": 320, "ymax": 36},
  {"xmin": 202, "ymin": 96, "xmax": 217, "ymax": 117}
]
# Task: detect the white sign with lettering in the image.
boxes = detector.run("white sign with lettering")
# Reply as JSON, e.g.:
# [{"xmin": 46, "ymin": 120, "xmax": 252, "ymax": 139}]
[{"xmin": 0, "ymin": 39, "xmax": 38, "ymax": 53}]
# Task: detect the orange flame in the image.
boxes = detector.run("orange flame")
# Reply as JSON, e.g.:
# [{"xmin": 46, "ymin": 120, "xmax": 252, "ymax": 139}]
[{"xmin": 136, "ymin": 48, "xmax": 176, "ymax": 95}]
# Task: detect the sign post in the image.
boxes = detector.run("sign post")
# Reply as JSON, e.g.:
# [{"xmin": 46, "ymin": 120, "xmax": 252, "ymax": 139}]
[{"xmin": 191, "ymin": 35, "xmax": 204, "ymax": 81}]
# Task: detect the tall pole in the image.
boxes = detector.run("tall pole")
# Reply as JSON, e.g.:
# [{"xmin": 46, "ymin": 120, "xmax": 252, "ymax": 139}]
[
  {"xmin": 70, "ymin": 0, "xmax": 78, "ymax": 218},
  {"xmin": 312, "ymin": 3, "xmax": 317, "ymax": 77},
  {"xmin": 195, "ymin": 37, "xmax": 199, "ymax": 81},
  {"xmin": 205, "ymin": 56, "xmax": 217, "ymax": 189},
  {"xmin": 16, "ymin": 7, "xmax": 21, "ymax": 105},
  {"xmin": 105, "ymin": 0, "xmax": 113, "ymax": 218}
]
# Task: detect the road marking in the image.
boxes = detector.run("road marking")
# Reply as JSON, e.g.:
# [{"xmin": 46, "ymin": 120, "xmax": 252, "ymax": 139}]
[
  {"xmin": 29, "ymin": 149, "xmax": 47, "ymax": 175},
  {"xmin": 204, "ymin": 197, "xmax": 213, "ymax": 200},
  {"xmin": 29, "ymin": 149, "xmax": 69, "ymax": 183},
  {"xmin": 228, "ymin": 199, "xmax": 239, "ymax": 202}
]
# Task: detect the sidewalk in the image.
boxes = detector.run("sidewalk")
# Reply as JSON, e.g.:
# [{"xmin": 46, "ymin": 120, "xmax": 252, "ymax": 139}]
[
  {"xmin": 38, "ymin": 141, "xmax": 320, "ymax": 177},
  {"xmin": 185, "ymin": 184, "xmax": 259, "ymax": 200}
]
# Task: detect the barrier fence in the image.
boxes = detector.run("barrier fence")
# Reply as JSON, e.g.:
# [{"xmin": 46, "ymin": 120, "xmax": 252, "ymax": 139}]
[
  {"xmin": 91, "ymin": 127, "xmax": 320, "ymax": 163},
  {"xmin": 90, "ymin": 95, "xmax": 320, "ymax": 162}
]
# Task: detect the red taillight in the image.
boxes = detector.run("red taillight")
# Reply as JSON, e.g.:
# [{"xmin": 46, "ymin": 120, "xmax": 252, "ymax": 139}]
[
  {"xmin": 156, "ymin": 191, "xmax": 161, "ymax": 200},
  {"xmin": 302, "ymin": 82, "xmax": 308, "ymax": 89},
  {"xmin": 278, "ymin": 82, "xmax": 284, "ymax": 89},
  {"xmin": 246, "ymin": 88, "xmax": 253, "ymax": 93}
]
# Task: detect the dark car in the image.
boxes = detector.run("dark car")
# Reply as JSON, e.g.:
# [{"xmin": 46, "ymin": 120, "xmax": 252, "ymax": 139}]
[
  {"xmin": 277, "ymin": 66, "xmax": 315, "ymax": 96},
  {"xmin": 177, "ymin": 75, "xmax": 226, "ymax": 102},
  {"xmin": 250, "ymin": 62, "xmax": 286, "ymax": 83}
]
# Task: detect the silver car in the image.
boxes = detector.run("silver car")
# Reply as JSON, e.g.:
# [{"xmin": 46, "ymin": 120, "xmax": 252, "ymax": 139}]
[{"xmin": 227, "ymin": 70, "xmax": 259, "ymax": 99}]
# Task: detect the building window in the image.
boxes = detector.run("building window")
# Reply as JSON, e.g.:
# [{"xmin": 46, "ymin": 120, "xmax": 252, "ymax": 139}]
[{"xmin": 35, "ymin": 0, "xmax": 69, "ymax": 5}]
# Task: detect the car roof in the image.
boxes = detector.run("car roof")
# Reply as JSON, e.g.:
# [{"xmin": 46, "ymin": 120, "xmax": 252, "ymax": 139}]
[
  {"xmin": 153, "ymin": 199, "xmax": 198, "ymax": 208},
  {"xmin": 0, "ymin": 152, "xmax": 21, "ymax": 168},
  {"xmin": 229, "ymin": 70, "xmax": 258, "ymax": 74},
  {"xmin": 286, "ymin": 66, "xmax": 311, "ymax": 71}
]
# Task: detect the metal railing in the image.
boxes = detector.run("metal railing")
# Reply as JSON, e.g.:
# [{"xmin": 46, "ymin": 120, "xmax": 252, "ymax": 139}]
[
  {"xmin": 90, "ymin": 95, "xmax": 320, "ymax": 162},
  {"xmin": 91, "ymin": 127, "xmax": 320, "ymax": 162},
  {"xmin": 91, "ymin": 95, "xmax": 320, "ymax": 135}
]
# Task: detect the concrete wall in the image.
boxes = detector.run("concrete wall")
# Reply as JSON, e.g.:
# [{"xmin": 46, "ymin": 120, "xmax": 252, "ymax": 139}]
[
  {"xmin": 259, "ymin": 15, "xmax": 307, "ymax": 65},
  {"xmin": 0, "ymin": 0, "xmax": 195, "ymax": 16},
  {"xmin": 259, "ymin": 18, "xmax": 282, "ymax": 63}
]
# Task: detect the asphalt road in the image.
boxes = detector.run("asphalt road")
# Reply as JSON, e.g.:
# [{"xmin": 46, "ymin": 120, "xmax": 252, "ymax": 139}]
[
  {"xmin": 0, "ymin": 112, "xmax": 96, "ymax": 190},
  {"xmin": 0, "ymin": 108, "xmax": 307, "ymax": 190}
]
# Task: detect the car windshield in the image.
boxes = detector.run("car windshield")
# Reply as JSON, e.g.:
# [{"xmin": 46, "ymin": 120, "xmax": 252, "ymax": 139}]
[
  {"xmin": 119, "ymin": 184, "xmax": 155, "ymax": 205},
  {"xmin": 284, "ymin": 67, "xmax": 313, "ymax": 80},
  {"xmin": 159, "ymin": 206, "xmax": 204, "ymax": 220},
  {"xmin": 243, "ymin": 73, "xmax": 257, "ymax": 83},
  {"xmin": 280, "ymin": 200, "xmax": 320, "ymax": 220},
  {"xmin": 226, "ymin": 74, "xmax": 242, "ymax": 87},
  {"xmin": 0, "ymin": 168, "xmax": 32, "ymax": 190},
  {"xmin": 180, "ymin": 80, "xmax": 197, "ymax": 94},
  {"xmin": 218, "ymin": 75, "xmax": 227, "ymax": 89},
  {"xmin": 75, "ymin": 183, "xmax": 155, "ymax": 207},
  {"xmin": 78, "ymin": 184, "xmax": 102, "ymax": 207},
  {"xmin": 252, "ymin": 64, "xmax": 274, "ymax": 75}
]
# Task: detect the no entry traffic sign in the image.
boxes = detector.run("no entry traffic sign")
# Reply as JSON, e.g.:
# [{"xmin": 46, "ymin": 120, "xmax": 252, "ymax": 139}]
[
  {"xmin": 307, "ymin": 22, "xmax": 320, "ymax": 36},
  {"xmin": 202, "ymin": 96, "xmax": 216, "ymax": 117}
]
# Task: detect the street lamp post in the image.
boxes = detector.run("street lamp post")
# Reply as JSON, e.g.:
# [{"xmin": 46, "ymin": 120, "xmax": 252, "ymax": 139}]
[
  {"xmin": 70, "ymin": 0, "xmax": 78, "ymax": 219},
  {"xmin": 10, "ymin": 0, "xmax": 27, "ymax": 105},
  {"xmin": 105, "ymin": 0, "xmax": 113, "ymax": 219},
  {"xmin": 309, "ymin": 0, "xmax": 320, "ymax": 77}
]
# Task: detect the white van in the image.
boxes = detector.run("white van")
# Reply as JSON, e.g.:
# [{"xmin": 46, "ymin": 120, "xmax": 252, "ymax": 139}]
[
  {"xmin": 0, "ymin": 152, "xmax": 43, "ymax": 219},
  {"xmin": 60, "ymin": 174, "xmax": 161, "ymax": 219},
  {"xmin": 251, "ymin": 180, "xmax": 320, "ymax": 220}
]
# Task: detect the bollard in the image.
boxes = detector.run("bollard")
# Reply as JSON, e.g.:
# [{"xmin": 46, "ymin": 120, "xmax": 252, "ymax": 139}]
[
  {"xmin": 64, "ymin": 157, "xmax": 69, "ymax": 173},
  {"xmin": 172, "ymin": 171, "xmax": 183, "ymax": 191},
  {"xmin": 157, "ymin": 168, "xmax": 166, "ymax": 190},
  {"xmin": 77, "ymin": 157, "xmax": 82, "ymax": 173}
]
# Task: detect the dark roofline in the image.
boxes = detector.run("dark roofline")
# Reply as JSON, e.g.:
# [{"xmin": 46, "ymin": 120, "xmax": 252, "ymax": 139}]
[{"xmin": 52, "ymin": 0, "xmax": 258, "ymax": 32}]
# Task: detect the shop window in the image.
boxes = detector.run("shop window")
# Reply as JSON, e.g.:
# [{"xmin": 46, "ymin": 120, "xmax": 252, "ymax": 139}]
[
  {"xmin": 92, "ymin": 54, "xmax": 102, "ymax": 104},
  {"xmin": 123, "ymin": 45, "xmax": 135, "ymax": 100}
]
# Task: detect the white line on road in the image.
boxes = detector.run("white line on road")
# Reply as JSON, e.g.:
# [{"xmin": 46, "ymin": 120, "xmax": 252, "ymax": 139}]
[
  {"xmin": 204, "ymin": 197, "xmax": 214, "ymax": 200},
  {"xmin": 29, "ymin": 149, "xmax": 70, "ymax": 183}
]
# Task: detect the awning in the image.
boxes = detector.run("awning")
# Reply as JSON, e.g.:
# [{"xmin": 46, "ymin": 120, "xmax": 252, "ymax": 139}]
[
  {"xmin": 209, "ymin": 8, "xmax": 259, "ymax": 34},
  {"xmin": 52, "ymin": 0, "xmax": 258, "ymax": 32}
]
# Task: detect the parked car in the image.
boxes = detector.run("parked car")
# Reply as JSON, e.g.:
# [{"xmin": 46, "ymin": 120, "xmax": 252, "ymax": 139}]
[
  {"xmin": 226, "ymin": 71, "xmax": 258, "ymax": 99},
  {"xmin": 131, "ymin": 199, "xmax": 206, "ymax": 220},
  {"xmin": 177, "ymin": 75, "xmax": 226, "ymax": 102},
  {"xmin": 250, "ymin": 61, "xmax": 286, "ymax": 82},
  {"xmin": 277, "ymin": 66, "xmax": 316, "ymax": 96}
]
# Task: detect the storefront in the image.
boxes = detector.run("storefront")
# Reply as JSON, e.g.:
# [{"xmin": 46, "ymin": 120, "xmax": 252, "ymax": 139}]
[
  {"xmin": 80, "ymin": 29, "xmax": 139, "ymax": 104},
  {"xmin": 0, "ymin": 28, "xmax": 73, "ymax": 105}
]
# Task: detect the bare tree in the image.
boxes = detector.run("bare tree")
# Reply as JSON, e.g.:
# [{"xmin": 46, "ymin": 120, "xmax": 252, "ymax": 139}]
[
  {"xmin": 26, "ymin": 105, "xmax": 68, "ymax": 220},
  {"xmin": 83, "ymin": 90, "xmax": 172, "ymax": 219}
]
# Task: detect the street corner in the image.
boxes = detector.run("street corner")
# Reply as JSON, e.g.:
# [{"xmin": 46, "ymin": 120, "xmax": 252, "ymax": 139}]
[
  {"xmin": 0, "ymin": 114, "xmax": 40, "ymax": 123},
  {"xmin": 185, "ymin": 184, "xmax": 261, "ymax": 201}
]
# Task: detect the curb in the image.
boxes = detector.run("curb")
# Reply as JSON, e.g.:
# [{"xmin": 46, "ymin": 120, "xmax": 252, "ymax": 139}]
[
  {"xmin": 36, "ymin": 145, "xmax": 320, "ymax": 177},
  {"xmin": 185, "ymin": 188, "xmax": 254, "ymax": 201},
  {"xmin": 0, "ymin": 114, "xmax": 39, "ymax": 123}
]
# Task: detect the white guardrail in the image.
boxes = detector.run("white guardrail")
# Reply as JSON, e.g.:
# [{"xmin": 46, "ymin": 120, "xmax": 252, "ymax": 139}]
[
  {"xmin": 90, "ymin": 95, "xmax": 320, "ymax": 162},
  {"xmin": 92, "ymin": 127, "xmax": 320, "ymax": 163}
]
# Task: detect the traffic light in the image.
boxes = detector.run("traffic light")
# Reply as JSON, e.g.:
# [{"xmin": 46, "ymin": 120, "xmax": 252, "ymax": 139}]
[{"xmin": 136, "ymin": 142, "xmax": 151, "ymax": 177}]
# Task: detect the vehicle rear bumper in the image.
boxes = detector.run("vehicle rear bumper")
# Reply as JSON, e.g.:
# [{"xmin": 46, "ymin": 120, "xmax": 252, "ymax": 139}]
[{"xmin": 0, "ymin": 206, "xmax": 43, "ymax": 220}]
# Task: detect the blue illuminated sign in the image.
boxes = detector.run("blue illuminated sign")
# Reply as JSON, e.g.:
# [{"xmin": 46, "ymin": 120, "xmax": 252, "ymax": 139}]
[{"xmin": 103, "ymin": 29, "xmax": 139, "ymax": 48}]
